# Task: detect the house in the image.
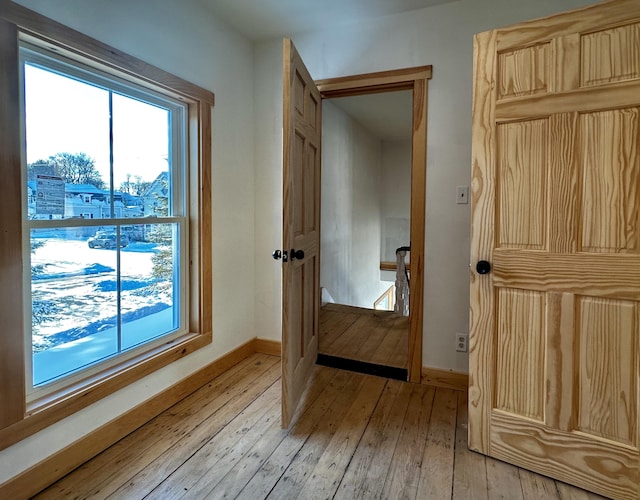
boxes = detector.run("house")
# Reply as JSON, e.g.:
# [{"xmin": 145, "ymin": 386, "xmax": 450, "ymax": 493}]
[
  {"xmin": 27, "ymin": 181, "xmax": 142, "ymax": 221},
  {"xmin": 0, "ymin": 0, "xmax": 628, "ymax": 497},
  {"xmin": 140, "ymin": 172, "xmax": 168, "ymax": 217}
]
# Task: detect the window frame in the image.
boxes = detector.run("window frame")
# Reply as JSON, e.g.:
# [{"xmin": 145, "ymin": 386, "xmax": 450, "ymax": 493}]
[
  {"xmin": 0, "ymin": 3, "xmax": 213, "ymax": 450},
  {"xmin": 22, "ymin": 44, "xmax": 190, "ymax": 398}
]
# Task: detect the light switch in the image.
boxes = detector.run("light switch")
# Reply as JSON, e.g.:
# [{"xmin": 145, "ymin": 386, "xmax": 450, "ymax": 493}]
[{"xmin": 456, "ymin": 185, "xmax": 469, "ymax": 204}]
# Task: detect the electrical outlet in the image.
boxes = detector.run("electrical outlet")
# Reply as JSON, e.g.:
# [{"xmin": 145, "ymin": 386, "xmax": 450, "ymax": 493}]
[{"xmin": 456, "ymin": 333, "xmax": 468, "ymax": 353}]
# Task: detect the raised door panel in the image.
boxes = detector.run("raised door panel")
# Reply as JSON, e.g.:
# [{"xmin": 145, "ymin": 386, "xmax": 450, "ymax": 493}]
[
  {"xmin": 579, "ymin": 107, "xmax": 640, "ymax": 253},
  {"xmin": 498, "ymin": 43, "xmax": 550, "ymax": 98},
  {"xmin": 294, "ymin": 70, "xmax": 306, "ymax": 116},
  {"xmin": 581, "ymin": 23, "xmax": 640, "ymax": 87},
  {"xmin": 293, "ymin": 131, "xmax": 305, "ymax": 236},
  {"xmin": 577, "ymin": 296, "xmax": 638, "ymax": 447},
  {"xmin": 495, "ymin": 288, "xmax": 545, "ymax": 421},
  {"xmin": 304, "ymin": 141, "xmax": 318, "ymax": 233},
  {"xmin": 548, "ymin": 113, "xmax": 578, "ymax": 253},
  {"xmin": 303, "ymin": 258, "xmax": 317, "ymax": 351},
  {"xmin": 497, "ymin": 119, "xmax": 548, "ymax": 249},
  {"xmin": 289, "ymin": 266, "xmax": 303, "ymax": 363}
]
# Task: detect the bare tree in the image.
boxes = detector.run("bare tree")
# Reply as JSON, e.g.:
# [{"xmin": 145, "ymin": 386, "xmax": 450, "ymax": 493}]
[
  {"xmin": 29, "ymin": 152, "xmax": 104, "ymax": 188},
  {"xmin": 119, "ymin": 174, "xmax": 151, "ymax": 196}
]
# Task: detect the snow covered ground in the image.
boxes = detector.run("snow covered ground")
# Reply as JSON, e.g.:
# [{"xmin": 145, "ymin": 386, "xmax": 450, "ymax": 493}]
[
  {"xmin": 33, "ymin": 306, "xmax": 175, "ymax": 385},
  {"xmin": 30, "ymin": 237, "xmax": 176, "ymax": 386}
]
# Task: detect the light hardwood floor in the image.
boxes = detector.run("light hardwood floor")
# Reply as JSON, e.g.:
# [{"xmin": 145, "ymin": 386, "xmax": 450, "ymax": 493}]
[
  {"xmin": 35, "ymin": 354, "xmax": 608, "ymax": 500},
  {"xmin": 319, "ymin": 303, "xmax": 409, "ymax": 368}
]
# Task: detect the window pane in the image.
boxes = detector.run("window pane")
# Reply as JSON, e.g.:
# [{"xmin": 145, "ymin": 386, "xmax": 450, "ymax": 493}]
[
  {"xmin": 31, "ymin": 223, "xmax": 181, "ymax": 385},
  {"xmin": 121, "ymin": 223, "xmax": 180, "ymax": 349},
  {"xmin": 31, "ymin": 227, "xmax": 118, "ymax": 385},
  {"xmin": 25, "ymin": 64, "xmax": 112, "ymax": 221},
  {"xmin": 24, "ymin": 63, "xmax": 174, "ymax": 223},
  {"xmin": 112, "ymin": 94, "xmax": 171, "ymax": 214}
]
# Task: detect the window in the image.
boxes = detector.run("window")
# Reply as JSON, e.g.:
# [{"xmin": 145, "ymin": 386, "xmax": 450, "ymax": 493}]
[
  {"xmin": 0, "ymin": 4, "xmax": 213, "ymax": 447},
  {"xmin": 23, "ymin": 44, "xmax": 189, "ymax": 394}
]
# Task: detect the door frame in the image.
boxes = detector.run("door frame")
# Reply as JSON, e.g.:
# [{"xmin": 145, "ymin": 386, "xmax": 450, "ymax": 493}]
[{"xmin": 316, "ymin": 66, "xmax": 432, "ymax": 383}]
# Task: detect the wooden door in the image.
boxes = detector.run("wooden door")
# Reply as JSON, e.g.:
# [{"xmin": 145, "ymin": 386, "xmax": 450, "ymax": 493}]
[
  {"xmin": 281, "ymin": 38, "xmax": 321, "ymax": 427},
  {"xmin": 469, "ymin": 1, "xmax": 640, "ymax": 498}
]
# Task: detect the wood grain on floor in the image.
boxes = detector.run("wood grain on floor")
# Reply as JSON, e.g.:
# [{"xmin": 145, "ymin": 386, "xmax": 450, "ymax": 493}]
[
  {"xmin": 319, "ymin": 303, "xmax": 409, "ymax": 369},
  {"xmin": 35, "ymin": 354, "xmax": 609, "ymax": 500}
]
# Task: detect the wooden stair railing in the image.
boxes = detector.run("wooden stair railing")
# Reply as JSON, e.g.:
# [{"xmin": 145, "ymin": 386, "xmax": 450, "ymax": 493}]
[{"xmin": 373, "ymin": 285, "xmax": 395, "ymax": 310}]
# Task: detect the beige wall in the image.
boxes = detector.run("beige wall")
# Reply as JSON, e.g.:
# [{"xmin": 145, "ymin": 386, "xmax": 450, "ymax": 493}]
[
  {"xmin": 252, "ymin": 0, "xmax": 597, "ymax": 373},
  {"xmin": 321, "ymin": 100, "xmax": 386, "ymax": 308},
  {"xmin": 381, "ymin": 140, "xmax": 412, "ymax": 263}
]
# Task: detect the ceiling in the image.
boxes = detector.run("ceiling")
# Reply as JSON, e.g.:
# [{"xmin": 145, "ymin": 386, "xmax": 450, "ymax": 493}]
[
  {"xmin": 198, "ymin": 0, "xmax": 440, "ymax": 141},
  {"xmin": 330, "ymin": 91, "xmax": 413, "ymax": 143},
  {"xmin": 199, "ymin": 0, "xmax": 459, "ymax": 41}
]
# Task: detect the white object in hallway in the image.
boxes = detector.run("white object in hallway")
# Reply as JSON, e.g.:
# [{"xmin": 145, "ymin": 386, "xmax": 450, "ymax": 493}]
[{"xmin": 394, "ymin": 248, "xmax": 409, "ymax": 316}]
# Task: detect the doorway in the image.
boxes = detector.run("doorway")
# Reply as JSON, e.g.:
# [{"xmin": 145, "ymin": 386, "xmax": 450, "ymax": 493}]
[
  {"xmin": 317, "ymin": 90, "xmax": 413, "ymax": 379},
  {"xmin": 315, "ymin": 66, "xmax": 431, "ymax": 383},
  {"xmin": 279, "ymin": 42, "xmax": 430, "ymax": 423}
]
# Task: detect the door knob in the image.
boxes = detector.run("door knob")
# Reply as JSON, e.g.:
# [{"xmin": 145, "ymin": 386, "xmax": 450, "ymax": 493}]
[
  {"xmin": 476, "ymin": 260, "xmax": 491, "ymax": 274},
  {"xmin": 290, "ymin": 249, "xmax": 305, "ymax": 261},
  {"xmin": 273, "ymin": 249, "xmax": 289, "ymax": 262}
]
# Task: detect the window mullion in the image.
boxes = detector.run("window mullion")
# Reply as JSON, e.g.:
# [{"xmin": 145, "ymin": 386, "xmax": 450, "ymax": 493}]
[
  {"xmin": 108, "ymin": 90, "xmax": 122, "ymax": 352},
  {"xmin": 109, "ymin": 91, "xmax": 115, "ymax": 219}
]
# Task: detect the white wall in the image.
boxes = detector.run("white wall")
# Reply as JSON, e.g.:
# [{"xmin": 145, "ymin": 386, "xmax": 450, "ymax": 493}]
[
  {"xmin": 1, "ymin": 0, "xmax": 256, "ymax": 484},
  {"xmin": 321, "ymin": 101, "xmax": 386, "ymax": 308},
  {"xmin": 381, "ymin": 140, "xmax": 412, "ymax": 263},
  {"xmin": 252, "ymin": 0, "xmax": 597, "ymax": 372},
  {"xmin": 253, "ymin": 39, "xmax": 284, "ymax": 341}
]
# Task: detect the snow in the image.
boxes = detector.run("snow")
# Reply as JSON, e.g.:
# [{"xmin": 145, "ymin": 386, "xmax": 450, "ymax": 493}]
[
  {"xmin": 33, "ymin": 306, "xmax": 176, "ymax": 386},
  {"xmin": 30, "ymin": 237, "xmax": 178, "ymax": 386}
]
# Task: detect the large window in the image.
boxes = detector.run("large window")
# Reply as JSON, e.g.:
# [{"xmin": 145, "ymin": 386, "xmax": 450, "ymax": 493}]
[
  {"xmin": 24, "ymin": 45, "xmax": 188, "ymax": 394},
  {"xmin": 0, "ymin": 4, "xmax": 212, "ymax": 447}
]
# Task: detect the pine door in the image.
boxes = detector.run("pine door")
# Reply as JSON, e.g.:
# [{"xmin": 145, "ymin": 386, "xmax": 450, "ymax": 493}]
[{"xmin": 469, "ymin": 1, "xmax": 640, "ymax": 498}]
